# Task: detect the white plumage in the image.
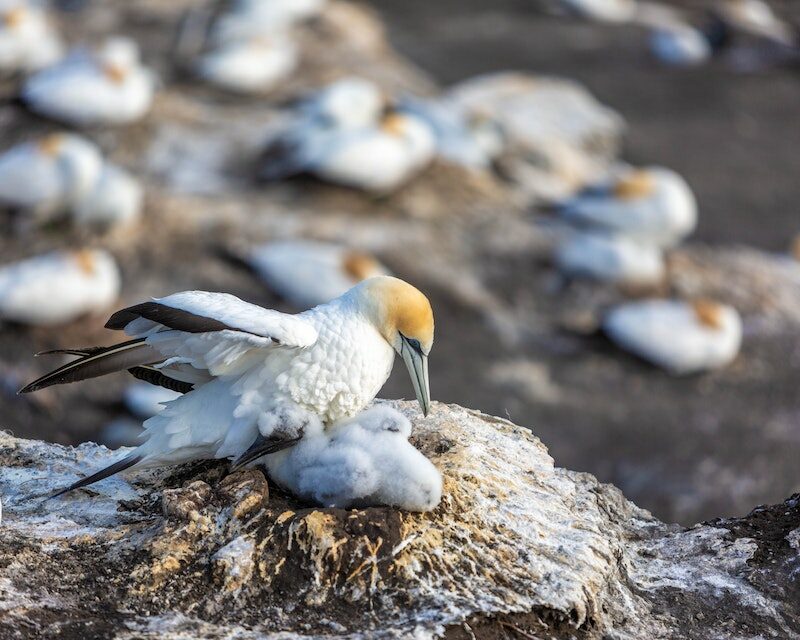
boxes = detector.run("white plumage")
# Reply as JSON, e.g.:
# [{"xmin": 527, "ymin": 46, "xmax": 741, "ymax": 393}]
[
  {"xmin": 0, "ymin": 249, "xmax": 120, "ymax": 326},
  {"xmin": 603, "ymin": 299, "xmax": 742, "ymax": 374},
  {"xmin": 123, "ymin": 382, "xmax": 181, "ymax": 419},
  {"xmin": 265, "ymin": 405, "xmax": 442, "ymax": 511},
  {"xmin": 559, "ymin": 166, "xmax": 697, "ymax": 247},
  {"xmin": 23, "ymin": 36, "xmax": 155, "ymax": 126},
  {"xmin": 649, "ymin": 24, "xmax": 712, "ymax": 66},
  {"xmin": 557, "ymin": 0, "xmax": 638, "ymax": 23},
  {"xmin": 196, "ymin": 34, "xmax": 297, "ymax": 94},
  {"xmin": 715, "ymin": 0, "xmax": 794, "ymax": 45},
  {"xmin": 296, "ymin": 76, "xmax": 385, "ymax": 129},
  {"xmin": 72, "ymin": 162, "xmax": 143, "ymax": 229},
  {"xmin": 0, "ymin": 1, "xmax": 63, "ymax": 73},
  {"xmin": 555, "ymin": 231, "xmax": 665, "ymax": 285},
  {"xmin": 0, "ymin": 133, "xmax": 102, "ymax": 216},
  {"xmin": 211, "ymin": 0, "xmax": 326, "ymax": 44},
  {"xmin": 243, "ymin": 240, "xmax": 389, "ymax": 309}
]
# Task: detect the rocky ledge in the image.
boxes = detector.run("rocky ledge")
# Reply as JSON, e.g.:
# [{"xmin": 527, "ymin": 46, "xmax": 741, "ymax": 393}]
[{"xmin": 1, "ymin": 401, "xmax": 798, "ymax": 639}]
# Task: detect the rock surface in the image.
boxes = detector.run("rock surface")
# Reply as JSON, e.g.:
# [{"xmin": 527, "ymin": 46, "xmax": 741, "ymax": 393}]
[{"xmin": 1, "ymin": 401, "xmax": 798, "ymax": 639}]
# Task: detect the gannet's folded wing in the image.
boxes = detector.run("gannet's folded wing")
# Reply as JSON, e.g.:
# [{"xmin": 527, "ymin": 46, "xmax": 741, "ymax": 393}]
[{"xmin": 107, "ymin": 291, "xmax": 318, "ymax": 376}]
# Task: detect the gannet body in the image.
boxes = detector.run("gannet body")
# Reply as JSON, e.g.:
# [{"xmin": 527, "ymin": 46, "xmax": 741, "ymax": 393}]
[
  {"xmin": 211, "ymin": 0, "xmax": 326, "ymax": 44},
  {"xmin": 603, "ymin": 299, "xmax": 742, "ymax": 374},
  {"xmin": 123, "ymin": 382, "xmax": 181, "ymax": 419},
  {"xmin": 559, "ymin": 166, "xmax": 697, "ymax": 247},
  {"xmin": 23, "ymin": 37, "xmax": 155, "ymax": 126},
  {"xmin": 558, "ymin": 0, "xmax": 638, "ymax": 23},
  {"xmin": 555, "ymin": 232, "xmax": 665, "ymax": 285},
  {"xmin": 22, "ymin": 276, "xmax": 435, "ymax": 496},
  {"xmin": 0, "ymin": 2, "xmax": 63, "ymax": 73},
  {"xmin": 196, "ymin": 35, "xmax": 297, "ymax": 93},
  {"xmin": 243, "ymin": 240, "xmax": 389, "ymax": 309},
  {"xmin": 72, "ymin": 162, "xmax": 143, "ymax": 229},
  {"xmin": 295, "ymin": 76, "xmax": 385, "ymax": 129},
  {"xmin": 266, "ymin": 405, "xmax": 442, "ymax": 511},
  {"xmin": 649, "ymin": 23, "xmax": 712, "ymax": 66},
  {"xmin": 0, "ymin": 133, "xmax": 102, "ymax": 216},
  {"xmin": 0, "ymin": 249, "xmax": 120, "ymax": 326}
]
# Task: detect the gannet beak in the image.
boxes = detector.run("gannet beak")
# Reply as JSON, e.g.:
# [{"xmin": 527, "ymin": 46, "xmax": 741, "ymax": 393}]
[{"xmin": 401, "ymin": 336, "xmax": 430, "ymax": 417}]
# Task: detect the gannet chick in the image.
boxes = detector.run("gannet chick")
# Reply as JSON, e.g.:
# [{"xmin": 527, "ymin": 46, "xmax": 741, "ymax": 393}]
[
  {"xmin": 0, "ymin": 133, "xmax": 102, "ymax": 218},
  {"xmin": 23, "ymin": 36, "xmax": 155, "ymax": 126},
  {"xmin": 123, "ymin": 382, "xmax": 181, "ymax": 419},
  {"xmin": 211, "ymin": 0, "xmax": 326, "ymax": 44},
  {"xmin": 260, "ymin": 110, "xmax": 436, "ymax": 193},
  {"xmin": 265, "ymin": 405, "xmax": 442, "ymax": 511},
  {"xmin": 21, "ymin": 276, "xmax": 435, "ymax": 496},
  {"xmin": 241, "ymin": 240, "xmax": 389, "ymax": 309},
  {"xmin": 195, "ymin": 33, "xmax": 297, "ymax": 94},
  {"xmin": 555, "ymin": 231, "xmax": 665, "ymax": 285},
  {"xmin": 0, "ymin": 2, "xmax": 63, "ymax": 74},
  {"xmin": 558, "ymin": 0, "xmax": 638, "ymax": 23},
  {"xmin": 559, "ymin": 166, "xmax": 697, "ymax": 247},
  {"xmin": 602, "ymin": 298, "xmax": 742, "ymax": 374},
  {"xmin": 72, "ymin": 162, "xmax": 143, "ymax": 229},
  {"xmin": 0, "ymin": 249, "xmax": 120, "ymax": 326},
  {"xmin": 400, "ymin": 96, "xmax": 505, "ymax": 170}
]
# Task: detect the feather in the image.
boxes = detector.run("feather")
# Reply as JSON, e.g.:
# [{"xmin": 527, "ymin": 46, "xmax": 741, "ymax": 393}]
[
  {"xmin": 19, "ymin": 339, "xmax": 160, "ymax": 393},
  {"xmin": 105, "ymin": 301, "xmax": 235, "ymax": 333},
  {"xmin": 49, "ymin": 453, "xmax": 142, "ymax": 499},
  {"xmin": 128, "ymin": 365, "xmax": 194, "ymax": 393},
  {"xmin": 230, "ymin": 432, "xmax": 302, "ymax": 470}
]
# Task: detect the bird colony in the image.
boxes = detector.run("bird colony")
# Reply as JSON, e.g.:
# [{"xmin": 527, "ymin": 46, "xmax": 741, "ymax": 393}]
[{"xmin": 0, "ymin": 0, "xmax": 796, "ymax": 518}]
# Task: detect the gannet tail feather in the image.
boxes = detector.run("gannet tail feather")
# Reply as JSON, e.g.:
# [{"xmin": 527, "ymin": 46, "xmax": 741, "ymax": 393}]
[
  {"xmin": 49, "ymin": 453, "xmax": 143, "ymax": 499},
  {"xmin": 19, "ymin": 339, "xmax": 161, "ymax": 393}
]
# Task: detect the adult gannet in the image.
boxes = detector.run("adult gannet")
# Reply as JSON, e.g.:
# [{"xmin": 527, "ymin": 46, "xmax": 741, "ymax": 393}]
[
  {"xmin": 238, "ymin": 240, "xmax": 389, "ymax": 309},
  {"xmin": 260, "ymin": 109, "xmax": 436, "ymax": 192},
  {"xmin": 602, "ymin": 298, "xmax": 742, "ymax": 374},
  {"xmin": 0, "ymin": 1, "xmax": 63, "ymax": 74},
  {"xmin": 211, "ymin": 0, "xmax": 326, "ymax": 44},
  {"xmin": 72, "ymin": 162, "xmax": 143, "ymax": 229},
  {"xmin": 559, "ymin": 166, "xmax": 697, "ymax": 247},
  {"xmin": 195, "ymin": 33, "xmax": 297, "ymax": 94},
  {"xmin": 0, "ymin": 249, "xmax": 120, "ymax": 326},
  {"xmin": 21, "ymin": 276, "xmax": 434, "ymax": 495},
  {"xmin": 23, "ymin": 36, "xmax": 155, "ymax": 126},
  {"xmin": 555, "ymin": 231, "xmax": 665, "ymax": 285},
  {"xmin": 266, "ymin": 405, "xmax": 441, "ymax": 511},
  {"xmin": 0, "ymin": 133, "xmax": 102, "ymax": 218}
]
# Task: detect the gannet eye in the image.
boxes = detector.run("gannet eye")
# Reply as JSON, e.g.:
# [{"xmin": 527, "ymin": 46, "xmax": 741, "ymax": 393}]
[{"xmin": 401, "ymin": 334, "xmax": 423, "ymax": 355}]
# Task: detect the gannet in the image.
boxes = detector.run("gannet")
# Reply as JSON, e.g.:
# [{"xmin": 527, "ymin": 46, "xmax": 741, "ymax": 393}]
[
  {"xmin": 23, "ymin": 36, "xmax": 155, "ymax": 126},
  {"xmin": 211, "ymin": 0, "xmax": 326, "ymax": 44},
  {"xmin": 266, "ymin": 405, "xmax": 441, "ymax": 511},
  {"xmin": 0, "ymin": 1, "xmax": 63, "ymax": 73},
  {"xmin": 72, "ymin": 162, "xmax": 143, "ymax": 229},
  {"xmin": 260, "ymin": 109, "xmax": 436, "ymax": 192},
  {"xmin": 559, "ymin": 166, "xmax": 697, "ymax": 247},
  {"xmin": 603, "ymin": 298, "xmax": 742, "ymax": 374},
  {"xmin": 649, "ymin": 23, "xmax": 714, "ymax": 66},
  {"xmin": 400, "ymin": 96, "xmax": 505, "ymax": 170},
  {"xmin": 0, "ymin": 133, "xmax": 102, "ymax": 218},
  {"xmin": 21, "ymin": 276, "xmax": 434, "ymax": 496},
  {"xmin": 555, "ymin": 231, "xmax": 665, "ymax": 285},
  {"xmin": 0, "ymin": 249, "xmax": 120, "ymax": 326},
  {"xmin": 714, "ymin": 0, "xmax": 795, "ymax": 46},
  {"xmin": 294, "ymin": 76, "xmax": 385, "ymax": 129},
  {"xmin": 196, "ymin": 33, "xmax": 297, "ymax": 94},
  {"xmin": 239, "ymin": 240, "xmax": 389, "ymax": 309}
]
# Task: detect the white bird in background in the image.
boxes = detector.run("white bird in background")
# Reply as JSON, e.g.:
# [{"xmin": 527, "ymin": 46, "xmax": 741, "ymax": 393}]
[
  {"xmin": 72, "ymin": 162, "xmax": 143, "ymax": 229},
  {"xmin": 195, "ymin": 33, "xmax": 298, "ymax": 94},
  {"xmin": 715, "ymin": 0, "xmax": 795, "ymax": 46},
  {"xmin": 555, "ymin": 231, "xmax": 665, "ymax": 286},
  {"xmin": 0, "ymin": 1, "xmax": 63, "ymax": 74},
  {"xmin": 0, "ymin": 249, "xmax": 120, "ymax": 326},
  {"xmin": 266, "ymin": 404, "xmax": 441, "ymax": 511},
  {"xmin": 603, "ymin": 298, "xmax": 742, "ymax": 374},
  {"xmin": 559, "ymin": 166, "xmax": 697, "ymax": 247},
  {"xmin": 0, "ymin": 133, "xmax": 102, "ymax": 218},
  {"xmin": 556, "ymin": 0, "xmax": 638, "ymax": 23},
  {"xmin": 400, "ymin": 95, "xmax": 505, "ymax": 170},
  {"xmin": 295, "ymin": 76, "xmax": 385, "ymax": 129},
  {"xmin": 239, "ymin": 240, "xmax": 389, "ymax": 309},
  {"xmin": 21, "ymin": 276, "xmax": 435, "ymax": 498},
  {"xmin": 210, "ymin": 0, "xmax": 326, "ymax": 44},
  {"xmin": 23, "ymin": 36, "xmax": 155, "ymax": 126},
  {"xmin": 649, "ymin": 23, "xmax": 713, "ymax": 66},
  {"xmin": 260, "ymin": 109, "xmax": 436, "ymax": 193}
]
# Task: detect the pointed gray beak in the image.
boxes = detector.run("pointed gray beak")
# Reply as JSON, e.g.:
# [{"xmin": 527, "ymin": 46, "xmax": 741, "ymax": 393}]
[{"xmin": 401, "ymin": 336, "xmax": 430, "ymax": 417}]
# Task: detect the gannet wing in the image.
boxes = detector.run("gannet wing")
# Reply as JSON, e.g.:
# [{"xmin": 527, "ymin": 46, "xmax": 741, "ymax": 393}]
[{"xmin": 107, "ymin": 290, "xmax": 318, "ymax": 377}]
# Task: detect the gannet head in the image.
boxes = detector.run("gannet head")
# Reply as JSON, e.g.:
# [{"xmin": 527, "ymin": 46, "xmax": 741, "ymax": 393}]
[
  {"xmin": 2, "ymin": 6, "xmax": 25, "ymax": 29},
  {"xmin": 613, "ymin": 169, "xmax": 656, "ymax": 200},
  {"xmin": 691, "ymin": 299, "xmax": 725, "ymax": 330},
  {"xmin": 358, "ymin": 276, "xmax": 434, "ymax": 416}
]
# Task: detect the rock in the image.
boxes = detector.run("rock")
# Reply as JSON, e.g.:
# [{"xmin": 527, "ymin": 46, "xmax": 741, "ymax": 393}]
[{"xmin": 1, "ymin": 401, "xmax": 798, "ymax": 639}]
